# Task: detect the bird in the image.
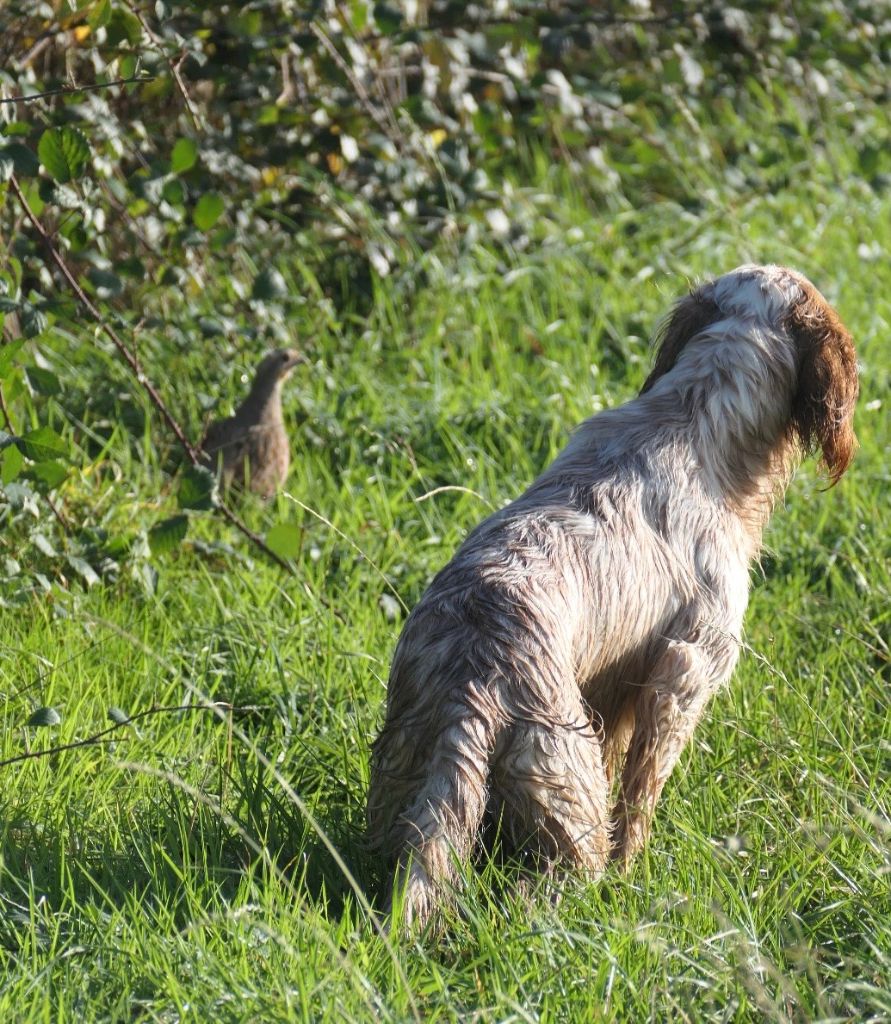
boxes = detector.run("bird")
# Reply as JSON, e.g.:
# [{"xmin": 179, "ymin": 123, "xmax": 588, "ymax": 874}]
[
  {"xmin": 367, "ymin": 264, "xmax": 858, "ymax": 929},
  {"xmin": 199, "ymin": 348, "xmax": 303, "ymax": 498}
]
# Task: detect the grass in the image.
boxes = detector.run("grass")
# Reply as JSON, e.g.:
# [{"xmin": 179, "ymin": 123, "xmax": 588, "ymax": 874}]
[{"xmin": 1, "ymin": 121, "xmax": 890, "ymax": 1020}]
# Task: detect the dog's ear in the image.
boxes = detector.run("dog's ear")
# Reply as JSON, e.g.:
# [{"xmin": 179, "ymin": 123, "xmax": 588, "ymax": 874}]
[
  {"xmin": 787, "ymin": 285, "xmax": 858, "ymax": 485},
  {"xmin": 640, "ymin": 288, "xmax": 721, "ymax": 393}
]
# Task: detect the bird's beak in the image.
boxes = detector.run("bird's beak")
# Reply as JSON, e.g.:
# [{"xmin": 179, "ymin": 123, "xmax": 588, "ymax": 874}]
[{"xmin": 280, "ymin": 350, "xmax": 306, "ymax": 377}]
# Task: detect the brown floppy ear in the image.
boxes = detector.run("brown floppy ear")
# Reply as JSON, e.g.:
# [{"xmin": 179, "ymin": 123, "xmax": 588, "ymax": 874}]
[
  {"xmin": 640, "ymin": 287, "xmax": 721, "ymax": 393},
  {"xmin": 787, "ymin": 285, "xmax": 859, "ymax": 485}
]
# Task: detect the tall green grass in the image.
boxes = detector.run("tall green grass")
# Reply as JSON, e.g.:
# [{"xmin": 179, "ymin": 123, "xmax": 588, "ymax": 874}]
[{"xmin": 1, "ymin": 147, "xmax": 889, "ymax": 1019}]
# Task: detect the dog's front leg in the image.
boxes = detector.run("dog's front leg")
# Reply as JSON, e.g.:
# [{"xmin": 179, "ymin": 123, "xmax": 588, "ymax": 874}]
[{"xmin": 610, "ymin": 636, "xmax": 737, "ymax": 866}]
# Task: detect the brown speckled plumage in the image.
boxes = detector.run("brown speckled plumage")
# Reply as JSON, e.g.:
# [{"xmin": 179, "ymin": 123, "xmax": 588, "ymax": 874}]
[{"xmin": 200, "ymin": 349, "xmax": 302, "ymax": 498}]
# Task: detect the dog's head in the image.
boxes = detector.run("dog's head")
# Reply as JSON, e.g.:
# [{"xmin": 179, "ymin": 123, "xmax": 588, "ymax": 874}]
[{"xmin": 642, "ymin": 265, "xmax": 859, "ymax": 483}]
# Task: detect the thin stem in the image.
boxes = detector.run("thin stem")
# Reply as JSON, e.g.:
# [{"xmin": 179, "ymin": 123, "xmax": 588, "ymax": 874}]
[
  {"xmin": 124, "ymin": 3, "xmax": 204, "ymax": 132},
  {"xmin": 0, "ymin": 74, "xmax": 154, "ymax": 104},
  {"xmin": 0, "ymin": 702, "xmax": 269, "ymax": 769}
]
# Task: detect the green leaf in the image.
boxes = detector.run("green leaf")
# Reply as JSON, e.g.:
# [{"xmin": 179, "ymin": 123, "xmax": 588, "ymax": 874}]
[
  {"xmin": 193, "ymin": 192, "xmax": 225, "ymax": 231},
  {"xmin": 178, "ymin": 464, "xmax": 218, "ymax": 510},
  {"xmin": 108, "ymin": 705, "xmax": 141, "ymax": 738},
  {"xmin": 25, "ymin": 365, "xmax": 61, "ymax": 396},
  {"xmin": 27, "ymin": 706, "xmax": 62, "ymax": 727},
  {"xmin": 32, "ymin": 532, "xmax": 57, "ymax": 557},
  {"xmin": 19, "ymin": 303, "xmax": 47, "ymax": 339},
  {"xmin": 119, "ymin": 54, "xmax": 138, "ymax": 79},
  {"xmin": 0, "ymin": 444, "xmax": 23, "ymax": 484},
  {"xmin": 38, "ymin": 127, "xmax": 91, "ymax": 183},
  {"xmin": 66, "ymin": 555, "xmax": 99, "ymax": 587},
  {"xmin": 162, "ymin": 178, "xmax": 185, "ymax": 206},
  {"xmin": 252, "ymin": 267, "xmax": 288, "ymax": 300},
  {"xmin": 0, "ymin": 143, "xmax": 39, "ymax": 178},
  {"xmin": 17, "ymin": 426, "xmax": 69, "ymax": 462},
  {"xmin": 265, "ymin": 522, "xmax": 302, "ymax": 560},
  {"xmin": 106, "ymin": 7, "xmax": 143, "ymax": 46},
  {"xmin": 86, "ymin": 268, "xmax": 123, "ymax": 298},
  {"xmin": 87, "ymin": 0, "xmax": 112, "ymax": 30},
  {"xmin": 28, "ymin": 460, "xmax": 68, "ymax": 489},
  {"xmin": 0, "ymin": 338, "xmax": 24, "ymax": 379},
  {"xmin": 148, "ymin": 514, "xmax": 189, "ymax": 554},
  {"xmin": 171, "ymin": 138, "xmax": 198, "ymax": 174},
  {"xmin": 373, "ymin": 2, "xmax": 403, "ymax": 35},
  {"xmin": 0, "ymin": 121, "xmax": 30, "ymax": 137}
]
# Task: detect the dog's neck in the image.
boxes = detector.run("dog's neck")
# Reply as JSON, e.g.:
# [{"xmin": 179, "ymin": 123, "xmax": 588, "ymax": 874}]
[
  {"xmin": 646, "ymin": 324, "xmax": 799, "ymax": 542},
  {"xmin": 548, "ymin": 322, "xmax": 799, "ymax": 552}
]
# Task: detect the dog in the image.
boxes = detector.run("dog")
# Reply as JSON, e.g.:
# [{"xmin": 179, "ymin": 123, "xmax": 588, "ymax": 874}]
[{"xmin": 367, "ymin": 264, "xmax": 858, "ymax": 927}]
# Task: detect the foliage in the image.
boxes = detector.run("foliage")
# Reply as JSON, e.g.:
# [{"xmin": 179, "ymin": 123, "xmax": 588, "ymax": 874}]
[{"xmin": 2, "ymin": 0, "xmax": 890, "ymax": 294}]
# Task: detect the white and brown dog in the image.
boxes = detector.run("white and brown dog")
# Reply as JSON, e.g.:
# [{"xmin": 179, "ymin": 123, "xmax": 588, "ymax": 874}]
[{"xmin": 367, "ymin": 265, "xmax": 858, "ymax": 927}]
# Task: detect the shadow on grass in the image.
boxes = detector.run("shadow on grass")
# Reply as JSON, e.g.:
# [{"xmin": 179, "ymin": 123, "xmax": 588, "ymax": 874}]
[{"xmin": 0, "ymin": 746, "xmax": 384, "ymax": 953}]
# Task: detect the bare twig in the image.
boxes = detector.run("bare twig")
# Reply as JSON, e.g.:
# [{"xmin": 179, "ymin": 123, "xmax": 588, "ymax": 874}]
[
  {"xmin": 309, "ymin": 21, "xmax": 402, "ymax": 142},
  {"xmin": 44, "ymin": 492, "xmax": 72, "ymax": 533},
  {"xmin": 8, "ymin": 175, "xmax": 301, "ymax": 575},
  {"xmin": 0, "ymin": 702, "xmax": 270, "ymax": 769},
  {"xmin": 11, "ymin": 177, "xmax": 199, "ymax": 459},
  {"xmin": 124, "ymin": 2, "xmax": 205, "ymax": 132},
  {"xmin": 0, "ymin": 74, "xmax": 154, "ymax": 104}
]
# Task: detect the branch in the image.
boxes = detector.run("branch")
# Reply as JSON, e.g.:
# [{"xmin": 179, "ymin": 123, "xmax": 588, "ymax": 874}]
[
  {"xmin": 0, "ymin": 74, "xmax": 154, "ymax": 104},
  {"xmin": 123, "ymin": 3, "xmax": 205, "ymax": 132},
  {"xmin": 10, "ymin": 176, "xmax": 200, "ymax": 460},
  {"xmin": 309, "ymin": 21, "xmax": 402, "ymax": 142},
  {"xmin": 8, "ymin": 175, "xmax": 302, "ymax": 575},
  {"xmin": 0, "ymin": 702, "xmax": 270, "ymax": 769}
]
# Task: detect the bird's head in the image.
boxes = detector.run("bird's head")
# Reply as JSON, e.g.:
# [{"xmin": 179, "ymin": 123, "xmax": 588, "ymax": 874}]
[{"xmin": 254, "ymin": 348, "xmax": 305, "ymax": 387}]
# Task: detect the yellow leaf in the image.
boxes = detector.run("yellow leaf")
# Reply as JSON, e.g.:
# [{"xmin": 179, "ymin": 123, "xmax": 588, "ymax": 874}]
[
  {"xmin": 260, "ymin": 167, "xmax": 280, "ymax": 186},
  {"xmin": 73, "ymin": 25, "xmax": 92, "ymax": 42},
  {"xmin": 428, "ymin": 129, "xmax": 448, "ymax": 148},
  {"xmin": 326, "ymin": 152, "xmax": 344, "ymax": 175}
]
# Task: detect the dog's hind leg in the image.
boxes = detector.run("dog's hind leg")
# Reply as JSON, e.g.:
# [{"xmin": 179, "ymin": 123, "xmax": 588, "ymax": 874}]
[
  {"xmin": 611, "ymin": 634, "xmax": 739, "ymax": 866},
  {"xmin": 493, "ymin": 702, "xmax": 611, "ymax": 879}
]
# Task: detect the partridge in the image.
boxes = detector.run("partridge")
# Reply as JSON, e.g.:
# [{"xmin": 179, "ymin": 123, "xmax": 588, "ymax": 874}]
[{"xmin": 200, "ymin": 349, "xmax": 302, "ymax": 498}]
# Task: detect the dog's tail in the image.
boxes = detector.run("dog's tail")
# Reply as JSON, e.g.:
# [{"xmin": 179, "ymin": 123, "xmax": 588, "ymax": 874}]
[{"xmin": 369, "ymin": 693, "xmax": 497, "ymax": 930}]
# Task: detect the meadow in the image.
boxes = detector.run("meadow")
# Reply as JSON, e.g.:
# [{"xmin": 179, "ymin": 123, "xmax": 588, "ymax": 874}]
[
  {"xmin": 2, "ymin": 164, "xmax": 889, "ymax": 1020},
  {"xmin": 1, "ymin": 5, "xmax": 890, "ymax": 1021}
]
